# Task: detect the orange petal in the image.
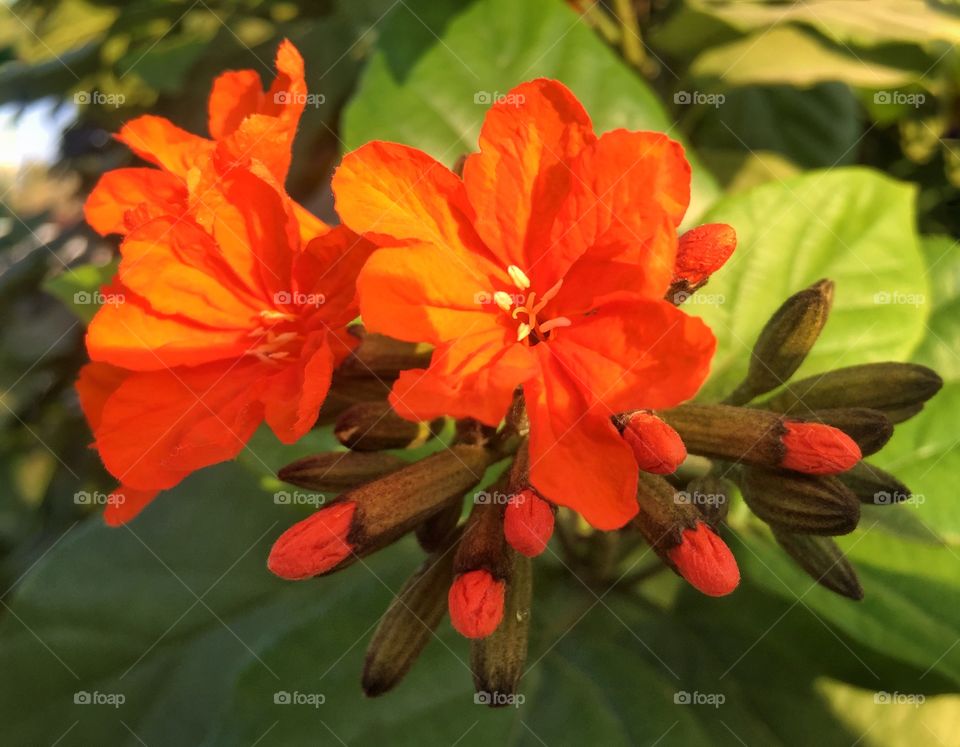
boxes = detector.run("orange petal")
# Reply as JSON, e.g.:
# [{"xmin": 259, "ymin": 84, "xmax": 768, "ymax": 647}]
[
  {"xmin": 462, "ymin": 79, "xmax": 595, "ymax": 290},
  {"xmin": 84, "ymin": 168, "xmax": 187, "ymax": 236},
  {"xmin": 389, "ymin": 327, "xmax": 536, "ymax": 426},
  {"xmin": 260, "ymin": 332, "xmax": 335, "ymax": 444},
  {"xmin": 333, "ymin": 141, "xmax": 493, "ymax": 262},
  {"xmin": 357, "ymin": 243, "xmax": 503, "ymax": 345},
  {"xmin": 94, "ymin": 361, "xmax": 264, "ymax": 490},
  {"xmin": 547, "ymin": 298, "xmax": 715, "ymax": 415},
  {"xmin": 76, "ymin": 362, "xmax": 129, "ymax": 431},
  {"xmin": 208, "ymin": 69, "xmax": 266, "ymax": 140},
  {"xmin": 296, "ymin": 226, "xmax": 376, "ymax": 327},
  {"xmin": 525, "ymin": 349, "xmax": 638, "ymax": 530},
  {"xmin": 550, "ymin": 130, "xmax": 690, "ymax": 294},
  {"xmin": 86, "ymin": 285, "xmax": 254, "ymax": 371},
  {"xmin": 117, "ymin": 115, "xmax": 212, "ymax": 178},
  {"xmin": 117, "ymin": 215, "xmax": 263, "ymax": 329}
]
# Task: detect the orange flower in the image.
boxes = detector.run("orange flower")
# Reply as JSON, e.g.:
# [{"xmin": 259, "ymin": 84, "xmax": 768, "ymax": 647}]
[
  {"xmin": 334, "ymin": 79, "xmax": 725, "ymax": 530},
  {"xmin": 84, "ymin": 40, "xmax": 326, "ymax": 241},
  {"xmin": 77, "ymin": 163, "xmax": 373, "ymax": 525}
]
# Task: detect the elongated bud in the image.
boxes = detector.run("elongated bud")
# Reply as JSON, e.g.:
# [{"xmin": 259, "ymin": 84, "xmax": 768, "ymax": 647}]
[
  {"xmin": 471, "ymin": 551, "xmax": 532, "ymax": 704},
  {"xmin": 773, "ymin": 530, "xmax": 863, "ymax": 600},
  {"xmin": 334, "ymin": 401, "xmax": 442, "ymax": 451},
  {"xmin": 799, "ymin": 408, "xmax": 892, "ymax": 457},
  {"xmin": 504, "ymin": 489, "xmax": 555, "ymax": 557},
  {"xmin": 319, "ymin": 375, "xmax": 393, "ymax": 422},
  {"xmin": 740, "ymin": 467, "xmax": 860, "ymax": 535},
  {"xmin": 336, "ymin": 327, "xmax": 432, "ymax": 379},
  {"xmin": 278, "ymin": 451, "xmax": 406, "ymax": 492},
  {"xmin": 268, "ymin": 445, "xmax": 494, "ymax": 579},
  {"xmin": 629, "ymin": 473, "xmax": 739, "ymax": 596},
  {"xmin": 667, "ymin": 522, "xmax": 740, "ymax": 597},
  {"xmin": 780, "ymin": 421, "xmax": 861, "ymax": 474},
  {"xmin": 683, "ymin": 474, "xmax": 731, "ymax": 528},
  {"xmin": 415, "ymin": 500, "xmax": 463, "ymax": 552},
  {"xmin": 669, "ymin": 223, "xmax": 737, "ymax": 297},
  {"xmin": 617, "ymin": 411, "xmax": 687, "ymax": 474},
  {"xmin": 726, "ymin": 279, "xmax": 833, "ymax": 405},
  {"xmin": 838, "ymin": 461, "xmax": 912, "ymax": 505},
  {"xmin": 450, "ymin": 498, "xmax": 511, "ymax": 638},
  {"xmin": 661, "ymin": 404, "xmax": 858, "ymax": 475},
  {"xmin": 764, "ymin": 363, "xmax": 942, "ymax": 422},
  {"xmin": 363, "ymin": 530, "xmax": 460, "ymax": 696}
]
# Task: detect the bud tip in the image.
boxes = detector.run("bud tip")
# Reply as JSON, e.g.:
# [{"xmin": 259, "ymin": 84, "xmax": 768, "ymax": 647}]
[
  {"xmin": 622, "ymin": 412, "xmax": 687, "ymax": 475},
  {"xmin": 504, "ymin": 489, "xmax": 554, "ymax": 557},
  {"xmin": 448, "ymin": 570, "xmax": 506, "ymax": 639},
  {"xmin": 781, "ymin": 422, "xmax": 862, "ymax": 474},
  {"xmin": 667, "ymin": 522, "xmax": 740, "ymax": 597},
  {"xmin": 267, "ymin": 501, "xmax": 356, "ymax": 580}
]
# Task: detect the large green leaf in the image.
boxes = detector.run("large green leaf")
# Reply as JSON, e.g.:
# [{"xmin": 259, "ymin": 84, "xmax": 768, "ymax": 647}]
[
  {"xmin": 689, "ymin": 168, "xmax": 929, "ymax": 401},
  {"xmin": 342, "ymin": 0, "xmax": 719, "ymax": 222}
]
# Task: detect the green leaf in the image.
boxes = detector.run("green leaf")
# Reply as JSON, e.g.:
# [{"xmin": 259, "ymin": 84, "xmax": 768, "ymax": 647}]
[
  {"xmin": 342, "ymin": 0, "xmax": 719, "ymax": 222},
  {"xmin": 690, "ymin": 26, "xmax": 928, "ymax": 89},
  {"xmin": 689, "ymin": 167, "xmax": 929, "ymax": 401},
  {"xmin": 42, "ymin": 261, "xmax": 119, "ymax": 324}
]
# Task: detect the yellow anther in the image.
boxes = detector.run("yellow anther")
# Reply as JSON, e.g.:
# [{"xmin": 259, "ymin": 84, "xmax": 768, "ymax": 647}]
[
  {"xmin": 507, "ymin": 265, "xmax": 531, "ymax": 290},
  {"xmin": 493, "ymin": 291, "xmax": 514, "ymax": 311},
  {"xmin": 517, "ymin": 322, "xmax": 532, "ymax": 342}
]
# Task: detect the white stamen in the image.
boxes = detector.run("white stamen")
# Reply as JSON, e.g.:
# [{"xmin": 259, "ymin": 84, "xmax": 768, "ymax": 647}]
[
  {"xmin": 507, "ymin": 265, "xmax": 531, "ymax": 290},
  {"xmin": 493, "ymin": 291, "xmax": 514, "ymax": 311},
  {"xmin": 517, "ymin": 322, "xmax": 532, "ymax": 342}
]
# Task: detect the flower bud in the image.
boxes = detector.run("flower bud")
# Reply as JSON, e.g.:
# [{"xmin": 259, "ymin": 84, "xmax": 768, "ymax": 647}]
[
  {"xmin": 415, "ymin": 500, "xmax": 463, "ymax": 552},
  {"xmin": 618, "ymin": 411, "xmax": 687, "ymax": 474},
  {"xmin": 503, "ymin": 489, "xmax": 555, "ymax": 558},
  {"xmin": 799, "ymin": 408, "xmax": 893, "ymax": 457},
  {"xmin": 336, "ymin": 327, "xmax": 432, "ymax": 379},
  {"xmin": 780, "ymin": 421, "xmax": 861, "ymax": 474},
  {"xmin": 670, "ymin": 223, "xmax": 737, "ymax": 295},
  {"xmin": 363, "ymin": 530, "xmax": 460, "ymax": 696},
  {"xmin": 334, "ymin": 401, "xmax": 441, "ymax": 451},
  {"xmin": 764, "ymin": 363, "xmax": 942, "ymax": 422},
  {"xmin": 471, "ymin": 551, "xmax": 532, "ymax": 703},
  {"xmin": 726, "ymin": 279, "xmax": 833, "ymax": 405},
  {"xmin": 837, "ymin": 461, "xmax": 912, "ymax": 505},
  {"xmin": 449, "ymin": 570, "xmax": 506, "ymax": 639},
  {"xmin": 773, "ymin": 530, "xmax": 863, "ymax": 600},
  {"xmin": 666, "ymin": 522, "xmax": 740, "ymax": 597},
  {"xmin": 278, "ymin": 451, "xmax": 406, "ymax": 492},
  {"xmin": 268, "ymin": 445, "xmax": 495, "ymax": 579},
  {"xmin": 740, "ymin": 467, "xmax": 860, "ymax": 535}
]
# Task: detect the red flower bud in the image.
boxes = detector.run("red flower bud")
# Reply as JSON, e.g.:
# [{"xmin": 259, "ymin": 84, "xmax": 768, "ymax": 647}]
[
  {"xmin": 448, "ymin": 569, "xmax": 505, "ymax": 639},
  {"xmin": 666, "ymin": 521, "xmax": 740, "ymax": 597},
  {"xmin": 621, "ymin": 412, "xmax": 687, "ymax": 474},
  {"xmin": 674, "ymin": 223, "xmax": 737, "ymax": 287},
  {"xmin": 504, "ymin": 489, "xmax": 555, "ymax": 557},
  {"xmin": 781, "ymin": 422, "xmax": 861, "ymax": 475},
  {"xmin": 267, "ymin": 501, "xmax": 356, "ymax": 580}
]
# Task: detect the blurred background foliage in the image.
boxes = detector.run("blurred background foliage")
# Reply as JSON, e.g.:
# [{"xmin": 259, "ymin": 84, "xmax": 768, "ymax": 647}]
[{"xmin": 1, "ymin": 0, "xmax": 959, "ymax": 744}]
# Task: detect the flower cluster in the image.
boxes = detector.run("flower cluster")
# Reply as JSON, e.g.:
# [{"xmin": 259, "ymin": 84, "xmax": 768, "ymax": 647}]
[{"xmin": 78, "ymin": 41, "xmax": 941, "ymax": 702}]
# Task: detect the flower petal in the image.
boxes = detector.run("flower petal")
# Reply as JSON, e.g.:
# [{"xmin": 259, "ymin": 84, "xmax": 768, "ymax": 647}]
[
  {"xmin": 84, "ymin": 168, "xmax": 187, "ymax": 236},
  {"xmin": 295, "ymin": 225, "xmax": 376, "ymax": 328},
  {"xmin": 261, "ymin": 332, "xmax": 335, "ymax": 444},
  {"xmin": 462, "ymin": 79, "xmax": 595, "ymax": 289},
  {"xmin": 116, "ymin": 115, "xmax": 212, "ymax": 178},
  {"xmin": 547, "ymin": 298, "xmax": 715, "ymax": 414},
  {"xmin": 208, "ymin": 69, "xmax": 266, "ymax": 140},
  {"xmin": 525, "ymin": 349, "xmax": 638, "ymax": 530}
]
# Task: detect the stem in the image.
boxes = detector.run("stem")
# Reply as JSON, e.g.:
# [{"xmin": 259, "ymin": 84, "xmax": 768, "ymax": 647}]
[{"xmin": 612, "ymin": 0, "xmax": 646, "ymax": 70}]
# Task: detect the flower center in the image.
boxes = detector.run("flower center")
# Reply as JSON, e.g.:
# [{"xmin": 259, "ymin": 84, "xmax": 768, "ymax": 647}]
[
  {"xmin": 248, "ymin": 310, "xmax": 303, "ymax": 364},
  {"xmin": 494, "ymin": 265, "xmax": 571, "ymax": 344}
]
